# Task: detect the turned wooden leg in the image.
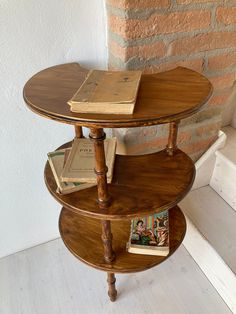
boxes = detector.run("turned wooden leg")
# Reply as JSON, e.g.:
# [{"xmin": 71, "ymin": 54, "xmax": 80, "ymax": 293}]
[
  {"xmin": 166, "ymin": 121, "xmax": 180, "ymax": 156},
  {"xmin": 89, "ymin": 128, "xmax": 116, "ymax": 300},
  {"xmin": 107, "ymin": 272, "xmax": 117, "ymax": 302},
  {"xmin": 89, "ymin": 128, "xmax": 115, "ymax": 262},
  {"xmin": 101, "ymin": 220, "xmax": 115, "ymax": 263},
  {"xmin": 74, "ymin": 125, "xmax": 84, "ymax": 138},
  {"xmin": 89, "ymin": 128, "xmax": 111, "ymax": 206}
]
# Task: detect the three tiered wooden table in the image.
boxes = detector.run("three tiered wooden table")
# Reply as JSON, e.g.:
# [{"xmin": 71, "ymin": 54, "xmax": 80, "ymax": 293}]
[{"xmin": 23, "ymin": 63, "xmax": 212, "ymax": 302}]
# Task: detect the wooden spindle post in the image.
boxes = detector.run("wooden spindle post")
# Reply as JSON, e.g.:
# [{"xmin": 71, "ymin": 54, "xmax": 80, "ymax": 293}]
[
  {"xmin": 74, "ymin": 125, "xmax": 84, "ymax": 138},
  {"xmin": 89, "ymin": 127, "xmax": 116, "ymax": 301},
  {"xmin": 166, "ymin": 121, "xmax": 180, "ymax": 156},
  {"xmin": 101, "ymin": 220, "xmax": 115, "ymax": 263},
  {"xmin": 89, "ymin": 128, "xmax": 111, "ymax": 206},
  {"xmin": 107, "ymin": 272, "xmax": 117, "ymax": 302}
]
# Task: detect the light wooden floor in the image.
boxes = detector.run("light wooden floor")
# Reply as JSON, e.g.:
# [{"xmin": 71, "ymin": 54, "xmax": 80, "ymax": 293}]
[
  {"xmin": 180, "ymin": 186, "xmax": 236, "ymax": 275},
  {"xmin": 0, "ymin": 239, "xmax": 231, "ymax": 314}
]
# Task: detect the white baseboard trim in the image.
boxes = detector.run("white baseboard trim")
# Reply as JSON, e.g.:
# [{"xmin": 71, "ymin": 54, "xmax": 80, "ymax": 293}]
[
  {"xmin": 183, "ymin": 214, "xmax": 236, "ymax": 313},
  {"xmin": 192, "ymin": 130, "xmax": 227, "ymax": 190},
  {"xmin": 210, "ymin": 150, "xmax": 236, "ymax": 211}
]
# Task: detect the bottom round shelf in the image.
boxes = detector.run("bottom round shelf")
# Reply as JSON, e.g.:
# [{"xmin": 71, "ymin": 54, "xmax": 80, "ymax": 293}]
[{"xmin": 59, "ymin": 206, "xmax": 186, "ymax": 273}]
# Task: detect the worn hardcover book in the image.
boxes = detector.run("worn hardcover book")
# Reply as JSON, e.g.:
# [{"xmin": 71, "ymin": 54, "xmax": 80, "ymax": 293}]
[
  {"xmin": 127, "ymin": 210, "xmax": 169, "ymax": 256},
  {"xmin": 68, "ymin": 69, "xmax": 142, "ymax": 114},
  {"xmin": 61, "ymin": 138, "xmax": 117, "ymax": 183},
  {"xmin": 63, "ymin": 148, "xmax": 71, "ymax": 167},
  {"xmin": 47, "ymin": 149, "xmax": 95, "ymax": 195}
]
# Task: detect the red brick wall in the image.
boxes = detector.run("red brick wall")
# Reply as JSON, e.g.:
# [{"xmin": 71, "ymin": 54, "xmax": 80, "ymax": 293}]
[{"xmin": 106, "ymin": 0, "xmax": 236, "ymax": 160}]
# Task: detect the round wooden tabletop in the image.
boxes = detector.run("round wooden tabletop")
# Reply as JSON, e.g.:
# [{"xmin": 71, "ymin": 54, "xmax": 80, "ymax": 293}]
[
  {"xmin": 23, "ymin": 63, "xmax": 213, "ymax": 128},
  {"xmin": 45, "ymin": 142, "xmax": 195, "ymax": 220},
  {"xmin": 59, "ymin": 205, "xmax": 186, "ymax": 273}
]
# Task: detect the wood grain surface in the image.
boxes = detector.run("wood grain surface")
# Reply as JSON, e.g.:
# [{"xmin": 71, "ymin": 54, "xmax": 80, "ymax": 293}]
[
  {"xmin": 59, "ymin": 205, "xmax": 186, "ymax": 273},
  {"xmin": 22, "ymin": 62, "xmax": 212, "ymax": 303},
  {"xmin": 23, "ymin": 63, "xmax": 213, "ymax": 128},
  {"xmin": 44, "ymin": 142, "xmax": 195, "ymax": 220}
]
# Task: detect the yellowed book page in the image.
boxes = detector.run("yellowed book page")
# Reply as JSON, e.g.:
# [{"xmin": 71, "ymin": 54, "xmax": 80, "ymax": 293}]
[
  {"xmin": 63, "ymin": 148, "xmax": 71, "ymax": 167},
  {"xmin": 70, "ymin": 101, "xmax": 135, "ymax": 114},
  {"xmin": 61, "ymin": 138, "xmax": 116, "ymax": 183},
  {"xmin": 68, "ymin": 70, "xmax": 142, "ymax": 105}
]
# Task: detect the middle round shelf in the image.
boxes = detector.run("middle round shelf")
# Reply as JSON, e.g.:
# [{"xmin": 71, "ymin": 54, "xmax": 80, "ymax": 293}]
[{"xmin": 45, "ymin": 142, "xmax": 195, "ymax": 220}]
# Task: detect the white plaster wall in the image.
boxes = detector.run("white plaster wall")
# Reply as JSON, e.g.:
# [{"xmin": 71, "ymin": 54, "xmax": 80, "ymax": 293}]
[{"xmin": 0, "ymin": 0, "xmax": 108, "ymax": 258}]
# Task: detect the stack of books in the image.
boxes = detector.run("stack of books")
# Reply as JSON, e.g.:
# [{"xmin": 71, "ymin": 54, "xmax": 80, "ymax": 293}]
[
  {"xmin": 127, "ymin": 210, "xmax": 169, "ymax": 256},
  {"xmin": 47, "ymin": 138, "xmax": 117, "ymax": 195}
]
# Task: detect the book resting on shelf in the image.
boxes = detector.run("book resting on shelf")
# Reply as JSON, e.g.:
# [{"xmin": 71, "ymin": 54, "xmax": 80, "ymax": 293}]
[
  {"xmin": 127, "ymin": 210, "xmax": 169, "ymax": 256},
  {"xmin": 61, "ymin": 137, "xmax": 117, "ymax": 184},
  {"xmin": 47, "ymin": 149, "xmax": 95, "ymax": 195},
  {"xmin": 68, "ymin": 69, "xmax": 142, "ymax": 115}
]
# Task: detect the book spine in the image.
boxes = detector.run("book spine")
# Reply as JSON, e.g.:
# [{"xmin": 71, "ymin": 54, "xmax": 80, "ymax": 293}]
[
  {"xmin": 48, "ymin": 157, "xmax": 63, "ymax": 192},
  {"xmin": 126, "ymin": 219, "xmax": 134, "ymax": 253}
]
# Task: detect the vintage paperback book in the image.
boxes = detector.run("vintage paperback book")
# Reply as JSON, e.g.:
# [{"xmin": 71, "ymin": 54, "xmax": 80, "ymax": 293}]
[
  {"xmin": 127, "ymin": 210, "xmax": 169, "ymax": 256},
  {"xmin": 68, "ymin": 69, "xmax": 142, "ymax": 115},
  {"xmin": 61, "ymin": 138, "xmax": 117, "ymax": 184},
  {"xmin": 48, "ymin": 149, "xmax": 95, "ymax": 195}
]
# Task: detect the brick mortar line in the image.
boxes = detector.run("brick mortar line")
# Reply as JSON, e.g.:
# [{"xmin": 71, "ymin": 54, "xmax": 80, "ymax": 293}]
[
  {"xmin": 195, "ymin": 111, "xmax": 223, "ymax": 124},
  {"xmin": 183, "ymin": 133, "xmax": 220, "ymax": 142},
  {"xmin": 129, "ymin": 114, "xmax": 221, "ymax": 132},
  {"xmin": 206, "ymin": 48, "xmax": 236, "ymax": 57},
  {"xmin": 106, "ymin": 0, "xmax": 236, "ymax": 20},
  {"xmin": 113, "ymin": 115, "xmax": 222, "ymax": 142},
  {"xmin": 108, "ymin": 24, "xmax": 236, "ymax": 47},
  {"xmin": 211, "ymin": 4, "xmax": 218, "ymax": 29},
  {"xmin": 192, "ymin": 114, "xmax": 222, "ymax": 124},
  {"xmin": 112, "ymin": 47, "xmax": 236, "ymax": 64},
  {"xmin": 106, "ymin": 2, "xmax": 221, "ymax": 20},
  {"xmin": 109, "ymin": 48, "xmax": 236, "ymax": 71},
  {"xmin": 214, "ymin": 0, "xmax": 236, "ymax": 7},
  {"xmin": 204, "ymin": 67, "xmax": 236, "ymax": 77},
  {"xmin": 211, "ymin": 86, "xmax": 234, "ymax": 96},
  {"xmin": 128, "ymin": 132, "xmax": 220, "ymax": 148},
  {"xmin": 182, "ymin": 133, "xmax": 219, "ymax": 143},
  {"xmin": 181, "ymin": 138, "xmax": 219, "ymax": 156},
  {"xmin": 202, "ymin": 57, "xmax": 208, "ymax": 73},
  {"xmin": 142, "ymin": 115, "xmax": 222, "ymax": 135},
  {"xmin": 180, "ymin": 116, "xmax": 222, "ymax": 132},
  {"xmin": 120, "ymin": 128, "xmax": 220, "ymax": 144},
  {"xmin": 194, "ymin": 102, "xmax": 221, "ymax": 110}
]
